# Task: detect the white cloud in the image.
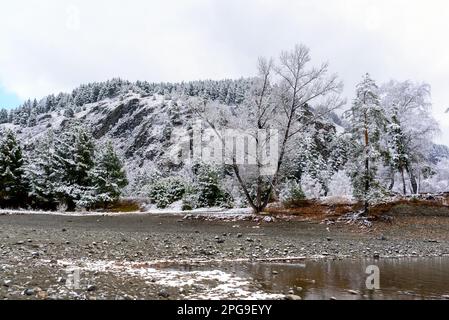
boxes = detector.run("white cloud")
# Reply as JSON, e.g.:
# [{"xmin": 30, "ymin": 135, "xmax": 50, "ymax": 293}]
[{"xmin": 1, "ymin": 0, "xmax": 448, "ymax": 143}]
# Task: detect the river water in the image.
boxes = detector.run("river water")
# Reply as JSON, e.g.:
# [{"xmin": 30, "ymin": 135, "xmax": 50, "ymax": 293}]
[{"xmin": 168, "ymin": 257, "xmax": 449, "ymax": 300}]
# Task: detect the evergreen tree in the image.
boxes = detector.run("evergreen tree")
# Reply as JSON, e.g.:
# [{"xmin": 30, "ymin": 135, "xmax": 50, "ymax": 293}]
[
  {"xmin": 54, "ymin": 123, "xmax": 96, "ymax": 210},
  {"xmin": 0, "ymin": 130, "xmax": 28, "ymax": 208},
  {"xmin": 194, "ymin": 164, "xmax": 231, "ymax": 208},
  {"xmin": 346, "ymin": 74, "xmax": 388, "ymax": 214},
  {"xmin": 92, "ymin": 142, "xmax": 128, "ymax": 206},
  {"xmin": 0, "ymin": 109, "xmax": 8, "ymax": 124},
  {"xmin": 26, "ymin": 132, "xmax": 59, "ymax": 210}
]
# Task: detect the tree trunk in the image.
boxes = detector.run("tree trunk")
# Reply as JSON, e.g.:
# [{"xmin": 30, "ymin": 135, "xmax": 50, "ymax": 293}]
[
  {"xmin": 363, "ymin": 124, "xmax": 370, "ymax": 216},
  {"xmin": 401, "ymin": 168, "xmax": 406, "ymax": 195},
  {"xmin": 406, "ymin": 165, "xmax": 418, "ymax": 194},
  {"xmin": 388, "ymin": 168, "xmax": 395, "ymax": 191},
  {"xmin": 364, "ymin": 156, "xmax": 369, "ymax": 215}
]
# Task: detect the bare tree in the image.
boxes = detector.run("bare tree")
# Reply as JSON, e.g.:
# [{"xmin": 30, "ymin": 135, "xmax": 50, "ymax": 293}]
[{"xmin": 192, "ymin": 44, "xmax": 343, "ymax": 213}]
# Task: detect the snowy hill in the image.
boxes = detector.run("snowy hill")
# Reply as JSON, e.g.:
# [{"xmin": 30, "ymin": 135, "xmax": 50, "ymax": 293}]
[
  {"xmin": 1, "ymin": 92, "xmax": 195, "ymax": 193},
  {"xmin": 1, "ymin": 77, "xmax": 447, "ymax": 200}
]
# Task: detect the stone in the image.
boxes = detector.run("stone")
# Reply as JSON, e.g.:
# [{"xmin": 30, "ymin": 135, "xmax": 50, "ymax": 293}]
[
  {"xmin": 347, "ymin": 289, "xmax": 359, "ymax": 295},
  {"xmin": 285, "ymin": 294, "xmax": 302, "ymax": 300},
  {"xmin": 158, "ymin": 289, "xmax": 170, "ymax": 298},
  {"xmin": 87, "ymin": 285, "xmax": 97, "ymax": 292},
  {"xmin": 22, "ymin": 288, "xmax": 35, "ymax": 296}
]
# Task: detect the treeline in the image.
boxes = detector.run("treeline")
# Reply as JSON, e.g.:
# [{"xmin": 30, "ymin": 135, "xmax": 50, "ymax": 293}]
[
  {"xmin": 0, "ymin": 78, "xmax": 254, "ymax": 126},
  {"xmin": 0, "ymin": 123, "xmax": 128, "ymax": 211}
]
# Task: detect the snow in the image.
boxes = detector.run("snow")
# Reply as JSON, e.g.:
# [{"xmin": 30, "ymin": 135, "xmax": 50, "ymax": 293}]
[
  {"xmin": 54, "ymin": 258, "xmax": 284, "ymax": 300},
  {"xmin": 0, "ymin": 207, "xmax": 253, "ymax": 218}
]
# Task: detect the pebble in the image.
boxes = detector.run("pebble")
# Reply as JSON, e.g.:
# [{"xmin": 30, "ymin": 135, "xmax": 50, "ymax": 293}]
[
  {"xmin": 373, "ymin": 252, "xmax": 380, "ymax": 259},
  {"xmin": 158, "ymin": 290, "xmax": 170, "ymax": 298},
  {"xmin": 285, "ymin": 294, "xmax": 302, "ymax": 300},
  {"xmin": 347, "ymin": 289, "xmax": 359, "ymax": 295},
  {"xmin": 87, "ymin": 285, "xmax": 97, "ymax": 292},
  {"xmin": 22, "ymin": 288, "xmax": 35, "ymax": 296}
]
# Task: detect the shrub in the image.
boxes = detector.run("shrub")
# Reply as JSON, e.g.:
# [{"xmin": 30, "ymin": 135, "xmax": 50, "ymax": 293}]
[
  {"xmin": 280, "ymin": 180, "xmax": 306, "ymax": 208},
  {"xmin": 148, "ymin": 176, "xmax": 186, "ymax": 208}
]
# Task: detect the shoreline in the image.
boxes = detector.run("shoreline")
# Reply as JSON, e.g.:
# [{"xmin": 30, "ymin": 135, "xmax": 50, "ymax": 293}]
[{"xmin": 1, "ymin": 212, "xmax": 448, "ymax": 299}]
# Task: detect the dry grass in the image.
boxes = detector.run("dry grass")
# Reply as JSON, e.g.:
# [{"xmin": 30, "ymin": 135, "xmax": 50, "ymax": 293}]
[
  {"xmin": 264, "ymin": 194, "xmax": 449, "ymax": 222},
  {"xmin": 104, "ymin": 199, "xmax": 142, "ymax": 212}
]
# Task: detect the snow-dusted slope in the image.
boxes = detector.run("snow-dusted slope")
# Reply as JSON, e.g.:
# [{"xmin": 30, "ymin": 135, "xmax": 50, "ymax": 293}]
[{"xmin": 0, "ymin": 92, "xmax": 196, "ymax": 193}]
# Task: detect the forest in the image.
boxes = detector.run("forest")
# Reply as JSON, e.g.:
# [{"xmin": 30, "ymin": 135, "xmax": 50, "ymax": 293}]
[{"xmin": 1, "ymin": 44, "xmax": 448, "ymax": 214}]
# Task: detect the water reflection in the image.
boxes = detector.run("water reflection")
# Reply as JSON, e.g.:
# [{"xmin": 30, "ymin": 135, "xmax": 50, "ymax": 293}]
[{"xmin": 168, "ymin": 257, "xmax": 449, "ymax": 300}]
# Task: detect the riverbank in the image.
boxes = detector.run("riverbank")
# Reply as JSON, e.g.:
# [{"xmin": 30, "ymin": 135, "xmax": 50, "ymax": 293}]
[{"xmin": 0, "ymin": 212, "xmax": 448, "ymax": 299}]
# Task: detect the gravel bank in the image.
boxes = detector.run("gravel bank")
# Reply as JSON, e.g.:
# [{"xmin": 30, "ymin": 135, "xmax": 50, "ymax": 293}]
[{"xmin": 1, "ymin": 213, "xmax": 448, "ymax": 299}]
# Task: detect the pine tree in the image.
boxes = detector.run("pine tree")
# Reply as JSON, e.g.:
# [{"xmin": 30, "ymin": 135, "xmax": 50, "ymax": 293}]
[
  {"xmin": 26, "ymin": 131, "xmax": 59, "ymax": 210},
  {"xmin": 386, "ymin": 113, "xmax": 410, "ymax": 195},
  {"xmin": 92, "ymin": 142, "xmax": 128, "ymax": 206},
  {"xmin": 0, "ymin": 130, "xmax": 28, "ymax": 208},
  {"xmin": 0, "ymin": 109, "xmax": 8, "ymax": 124},
  {"xmin": 194, "ymin": 164, "xmax": 231, "ymax": 208},
  {"xmin": 346, "ymin": 74, "xmax": 388, "ymax": 214},
  {"xmin": 54, "ymin": 123, "xmax": 96, "ymax": 211}
]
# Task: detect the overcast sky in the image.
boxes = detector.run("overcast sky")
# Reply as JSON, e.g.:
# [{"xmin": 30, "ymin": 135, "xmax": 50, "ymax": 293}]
[{"xmin": 1, "ymin": 0, "xmax": 448, "ymax": 144}]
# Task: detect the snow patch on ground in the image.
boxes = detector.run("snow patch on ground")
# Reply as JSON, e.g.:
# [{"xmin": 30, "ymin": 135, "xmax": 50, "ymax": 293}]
[
  {"xmin": 56, "ymin": 258, "xmax": 283, "ymax": 300},
  {"xmin": 0, "ymin": 207, "xmax": 253, "ymax": 218}
]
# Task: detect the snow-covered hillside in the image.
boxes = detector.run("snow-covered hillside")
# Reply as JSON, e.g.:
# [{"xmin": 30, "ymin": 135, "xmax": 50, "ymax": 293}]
[{"xmin": 1, "ymin": 92, "xmax": 197, "ymax": 193}]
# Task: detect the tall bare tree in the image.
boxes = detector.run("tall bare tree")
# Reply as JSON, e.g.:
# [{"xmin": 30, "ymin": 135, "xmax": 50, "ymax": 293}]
[{"xmin": 193, "ymin": 44, "xmax": 343, "ymax": 213}]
